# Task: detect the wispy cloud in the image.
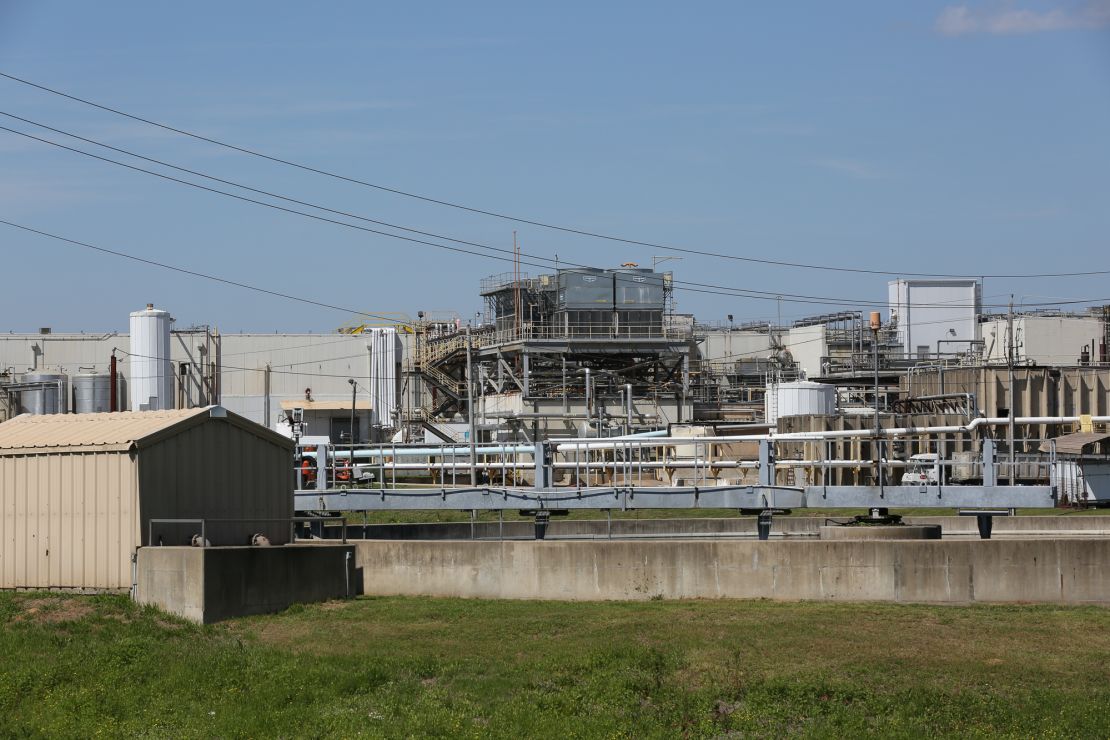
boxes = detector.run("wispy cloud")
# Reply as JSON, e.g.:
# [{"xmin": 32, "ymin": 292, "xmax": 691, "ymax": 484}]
[
  {"xmin": 935, "ymin": 1, "xmax": 1110, "ymax": 36},
  {"xmin": 810, "ymin": 158, "xmax": 883, "ymax": 180}
]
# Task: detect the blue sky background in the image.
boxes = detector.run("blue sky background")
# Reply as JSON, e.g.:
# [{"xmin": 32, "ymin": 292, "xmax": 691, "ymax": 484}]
[{"xmin": 1, "ymin": 1, "xmax": 1108, "ymax": 331}]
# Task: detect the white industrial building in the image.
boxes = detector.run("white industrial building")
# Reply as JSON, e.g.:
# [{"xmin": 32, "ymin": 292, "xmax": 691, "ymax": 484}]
[
  {"xmin": 980, "ymin": 314, "xmax": 1105, "ymax": 366},
  {"xmin": 0, "ymin": 308, "xmax": 405, "ymax": 441},
  {"xmin": 888, "ymin": 279, "xmax": 981, "ymax": 360}
]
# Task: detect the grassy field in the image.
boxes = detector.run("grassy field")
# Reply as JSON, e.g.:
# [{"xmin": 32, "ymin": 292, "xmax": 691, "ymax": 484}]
[{"xmin": 2, "ymin": 593, "xmax": 1109, "ymax": 737}]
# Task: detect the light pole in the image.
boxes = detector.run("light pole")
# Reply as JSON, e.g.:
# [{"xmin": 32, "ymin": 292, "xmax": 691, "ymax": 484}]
[
  {"xmin": 870, "ymin": 311, "xmax": 883, "ymax": 489},
  {"xmin": 348, "ymin": 379, "xmax": 357, "ymax": 479},
  {"xmin": 651, "ymin": 255, "xmax": 682, "ymax": 271}
]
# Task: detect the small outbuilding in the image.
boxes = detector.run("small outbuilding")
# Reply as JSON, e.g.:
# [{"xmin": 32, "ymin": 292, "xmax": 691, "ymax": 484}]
[{"xmin": 0, "ymin": 406, "xmax": 293, "ymax": 591}]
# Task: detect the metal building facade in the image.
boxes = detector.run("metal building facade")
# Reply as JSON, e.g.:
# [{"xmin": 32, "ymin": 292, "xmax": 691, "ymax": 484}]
[
  {"xmin": 0, "ymin": 406, "xmax": 293, "ymax": 591},
  {"xmin": 888, "ymin": 279, "xmax": 981, "ymax": 359}
]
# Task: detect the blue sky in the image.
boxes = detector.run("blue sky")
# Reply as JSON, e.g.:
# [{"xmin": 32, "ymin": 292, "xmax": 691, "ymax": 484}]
[{"xmin": 1, "ymin": 1, "xmax": 1108, "ymax": 331}]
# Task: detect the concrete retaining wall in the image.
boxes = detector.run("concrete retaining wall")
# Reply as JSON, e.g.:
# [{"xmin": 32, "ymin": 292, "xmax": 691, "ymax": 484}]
[
  {"xmin": 136, "ymin": 544, "xmax": 356, "ymax": 623},
  {"xmin": 353, "ymin": 539, "xmax": 1110, "ymax": 604}
]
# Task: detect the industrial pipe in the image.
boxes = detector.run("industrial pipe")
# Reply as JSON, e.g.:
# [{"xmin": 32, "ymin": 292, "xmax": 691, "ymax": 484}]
[
  {"xmin": 301, "ymin": 444, "xmax": 536, "ymax": 460},
  {"xmin": 554, "ymin": 416, "xmax": 1110, "ymax": 449}
]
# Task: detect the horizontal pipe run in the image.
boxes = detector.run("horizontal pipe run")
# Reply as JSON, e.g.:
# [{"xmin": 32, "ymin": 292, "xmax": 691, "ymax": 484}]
[{"xmin": 554, "ymin": 416, "xmax": 1110, "ymax": 448}]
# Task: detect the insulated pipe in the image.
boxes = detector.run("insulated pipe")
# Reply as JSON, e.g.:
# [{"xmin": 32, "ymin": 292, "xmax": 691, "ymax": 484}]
[
  {"xmin": 554, "ymin": 416, "xmax": 1110, "ymax": 449},
  {"xmin": 302, "ymin": 445, "xmax": 535, "ymax": 460},
  {"xmin": 626, "ymin": 383, "xmax": 633, "ymax": 430},
  {"xmin": 307, "ymin": 430, "xmax": 672, "ymax": 460}
]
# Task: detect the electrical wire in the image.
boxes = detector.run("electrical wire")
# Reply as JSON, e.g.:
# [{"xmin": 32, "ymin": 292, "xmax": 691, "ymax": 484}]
[
  {"xmin": 1, "ymin": 119, "xmax": 1103, "ymax": 312},
  {"xmin": 1, "ymin": 69, "xmax": 1103, "ymax": 280},
  {"xmin": 0, "ymin": 219, "xmax": 418, "ymax": 328}
]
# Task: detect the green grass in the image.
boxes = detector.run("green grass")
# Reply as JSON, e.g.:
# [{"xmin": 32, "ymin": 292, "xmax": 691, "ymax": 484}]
[{"xmin": 2, "ymin": 593, "xmax": 1109, "ymax": 737}]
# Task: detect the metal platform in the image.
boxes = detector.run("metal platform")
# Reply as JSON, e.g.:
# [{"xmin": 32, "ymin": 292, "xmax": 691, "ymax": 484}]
[{"xmin": 295, "ymin": 484, "xmax": 1054, "ymax": 513}]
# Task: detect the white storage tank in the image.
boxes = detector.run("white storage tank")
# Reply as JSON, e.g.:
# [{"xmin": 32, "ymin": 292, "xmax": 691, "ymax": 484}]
[
  {"xmin": 73, "ymin": 373, "xmax": 112, "ymax": 413},
  {"xmin": 19, "ymin": 372, "xmax": 68, "ymax": 414},
  {"xmin": 129, "ymin": 304, "xmax": 174, "ymax": 411},
  {"xmin": 767, "ymin": 381, "xmax": 836, "ymax": 425}
]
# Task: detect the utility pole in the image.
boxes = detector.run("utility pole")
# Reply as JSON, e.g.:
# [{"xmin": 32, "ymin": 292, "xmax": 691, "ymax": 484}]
[
  {"xmin": 466, "ymin": 324, "xmax": 477, "ymax": 486},
  {"xmin": 1007, "ymin": 295, "xmax": 1016, "ymax": 486}
]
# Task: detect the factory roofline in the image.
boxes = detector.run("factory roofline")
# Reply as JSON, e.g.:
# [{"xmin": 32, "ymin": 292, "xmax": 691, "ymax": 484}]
[{"xmin": 0, "ymin": 406, "xmax": 292, "ymax": 453}]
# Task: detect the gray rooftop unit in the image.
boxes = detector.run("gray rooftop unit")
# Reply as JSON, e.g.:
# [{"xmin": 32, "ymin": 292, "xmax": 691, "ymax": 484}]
[
  {"xmin": 613, "ymin": 268, "xmax": 665, "ymax": 309},
  {"xmin": 558, "ymin": 268, "xmax": 612, "ymax": 309}
]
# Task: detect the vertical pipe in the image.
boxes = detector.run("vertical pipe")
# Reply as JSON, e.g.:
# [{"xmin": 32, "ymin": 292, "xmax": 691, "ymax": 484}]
[
  {"xmin": 264, "ymin": 364, "xmax": 272, "ymax": 428},
  {"xmin": 466, "ymin": 325, "xmax": 477, "ymax": 486},
  {"xmin": 625, "ymin": 383, "xmax": 633, "ymax": 432},
  {"xmin": 584, "ymin": 367, "xmax": 591, "ymax": 433},
  {"xmin": 109, "ymin": 350, "xmax": 118, "ymax": 412},
  {"xmin": 561, "ymin": 356, "xmax": 567, "ymax": 413}
]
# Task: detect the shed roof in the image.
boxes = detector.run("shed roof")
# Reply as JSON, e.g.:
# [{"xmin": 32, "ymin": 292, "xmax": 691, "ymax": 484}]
[
  {"xmin": 1040, "ymin": 431, "xmax": 1110, "ymax": 456},
  {"xmin": 0, "ymin": 406, "xmax": 292, "ymax": 453}
]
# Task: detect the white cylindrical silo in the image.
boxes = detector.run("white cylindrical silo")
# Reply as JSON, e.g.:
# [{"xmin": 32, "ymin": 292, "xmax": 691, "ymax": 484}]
[{"xmin": 129, "ymin": 304, "xmax": 174, "ymax": 411}]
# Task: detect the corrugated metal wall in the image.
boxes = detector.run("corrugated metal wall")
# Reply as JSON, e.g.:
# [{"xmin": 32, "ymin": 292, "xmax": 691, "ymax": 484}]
[
  {"xmin": 140, "ymin": 421, "xmax": 292, "ymax": 547},
  {"xmin": 0, "ymin": 417, "xmax": 293, "ymax": 591},
  {"xmin": 0, "ymin": 450, "xmax": 138, "ymax": 591}
]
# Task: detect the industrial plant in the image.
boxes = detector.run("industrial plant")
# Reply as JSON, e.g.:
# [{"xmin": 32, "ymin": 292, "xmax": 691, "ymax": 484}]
[{"xmin": 2, "ymin": 266, "xmax": 1110, "ymax": 619}]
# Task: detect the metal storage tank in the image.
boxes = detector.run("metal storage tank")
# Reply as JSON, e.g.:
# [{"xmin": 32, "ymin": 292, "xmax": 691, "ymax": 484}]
[
  {"xmin": 558, "ymin": 268, "xmax": 612, "ymax": 309},
  {"xmin": 776, "ymin": 381, "xmax": 836, "ymax": 421},
  {"xmin": 129, "ymin": 304, "xmax": 174, "ymax": 411},
  {"xmin": 766, "ymin": 381, "xmax": 836, "ymax": 424},
  {"xmin": 367, "ymin": 327, "xmax": 401, "ymax": 434},
  {"xmin": 73, "ymin": 373, "xmax": 112, "ymax": 414},
  {"xmin": 19, "ymin": 372, "xmax": 67, "ymax": 415}
]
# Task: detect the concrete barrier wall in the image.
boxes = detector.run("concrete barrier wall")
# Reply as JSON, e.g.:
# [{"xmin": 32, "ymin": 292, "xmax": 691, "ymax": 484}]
[
  {"xmin": 343, "ymin": 516, "xmax": 1110, "ymax": 540},
  {"xmin": 353, "ymin": 539, "xmax": 1110, "ymax": 604},
  {"xmin": 136, "ymin": 544, "xmax": 356, "ymax": 623}
]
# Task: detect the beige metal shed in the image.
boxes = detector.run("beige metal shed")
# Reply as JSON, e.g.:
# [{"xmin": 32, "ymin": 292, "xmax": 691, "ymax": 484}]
[{"xmin": 0, "ymin": 406, "xmax": 293, "ymax": 591}]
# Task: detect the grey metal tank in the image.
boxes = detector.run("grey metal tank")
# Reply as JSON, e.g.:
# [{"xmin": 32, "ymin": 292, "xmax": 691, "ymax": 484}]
[
  {"xmin": 19, "ymin": 372, "xmax": 68, "ymax": 414},
  {"xmin": 73, "ymin": 373, "xmax": 112, "ymax": 414}
]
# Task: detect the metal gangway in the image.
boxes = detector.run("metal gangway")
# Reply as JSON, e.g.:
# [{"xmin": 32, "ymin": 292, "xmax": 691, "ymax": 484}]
[{"xmin": 294, "ymin": 432, "xmax": 1059, "ymax": 515}]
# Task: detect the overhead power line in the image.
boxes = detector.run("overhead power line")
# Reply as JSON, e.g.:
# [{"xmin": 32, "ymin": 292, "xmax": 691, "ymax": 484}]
[
  {"xmin": 1, "ymin": 69, "xmax": 1100, "ymax": 281},
  {"xmin": 0, "ymin": 219, "xmax": 418, "ymax": 328},
  {"xmin": 2, "ymin": 109, "xmax": 1044, "ymax": 310},
  {"xmin": 1, "ymin": 121, "xmax": 1101, "ymax": 312}
]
